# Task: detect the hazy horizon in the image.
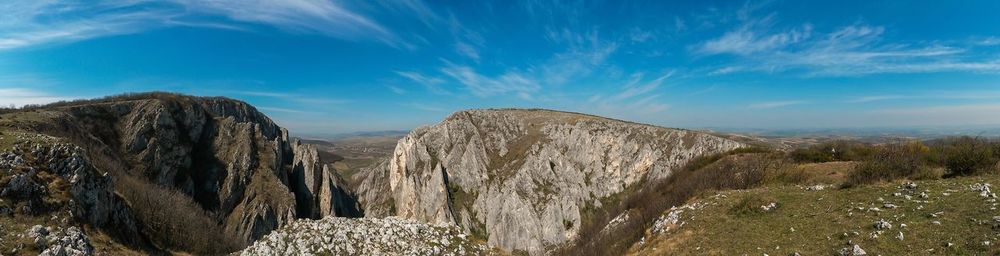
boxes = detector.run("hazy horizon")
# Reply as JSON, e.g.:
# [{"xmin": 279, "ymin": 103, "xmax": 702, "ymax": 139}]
[{"xmin": 2, "ymin": 1, "xmax": 999, "ymax": 134}]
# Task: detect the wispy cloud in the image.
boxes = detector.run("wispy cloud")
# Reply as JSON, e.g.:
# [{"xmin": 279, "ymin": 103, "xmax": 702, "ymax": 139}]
[
  {"xmin": 973, "ymin": 36, "xmax": 1000, "ymax": 46},
  {"xmin": 238, "ymin": 91, "xmax": 293, "ymax": 98},
  {"xmin": 847, "ymin": 95, "xmax": 907, "ymax": 103},
  {"xmin": 447, "ymin": 12, "xmax": 485, "ymax": 61},
  {"xmin": 749, "ymin": 100, "xmax": 806, "ymax": 109},
  {"xmin": 847, "ymin": 91, "xmax": 1000, "ymax": 103},
  {"xmin": 0, "ymin": 2, "xmax": 172, "ymax": 50},
  {"xmin": 0, "ymin": 0, "xmax": 412, "ymax": 51},
  {"xmin": 540, "ymin": 35, "xmax": 618, "ymax": 86},
  {"xmin": 401, "ymin": 102, "xmax": 447, "ymax": 112},
  {"xmin": 708, "ymin": 66, "xmax": 743, "ymax": 76},
  {"xmin": 440, "ymin": 63, "xmax": 540, "ymax": 98},
  {"xmin": 696, "ymin": 15, "xmax": 811, "ymax": 56},
  {"xmin": 454, "ymin": 41, "xmax": 480, "ymax": 61},
  {"xmin": 235, "ymin": 90, "xmax": 351, "ymax": 105},
  {"xmin": 177, "ymin": 0, "xmax": 407, "ymax": 47},
  {"xmin": 257, "ymin": 106, "xmax": 318, "ymax": 114},
  {"xmin": 432, "ymin": 28, "xmax": 617, "ymax": 100},
  {"xmin": 396, "ymin": 71, "xmax": 450, "ymax": 95},
  {"xmin": 589, "ymin": 72, "xmax": 672, "ymax": 114},
  {"xmin": 387, "ymin": 85, "xmax": 406, "ymax": 94},
  {"xmin": 375, "ymin": 0, "xmax": 443, "ymax": 28},
  {"xmin": 695, "ymin": 9, "xmax": 1000, "ymax": 76},
  {"xmin": 0, "ymin": 88, "xmax": 72, "ymax": 107}
]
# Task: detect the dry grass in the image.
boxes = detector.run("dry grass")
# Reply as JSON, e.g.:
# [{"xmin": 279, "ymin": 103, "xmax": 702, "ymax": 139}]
[{"xmin": 632, "ymin": 174, "xmax": 1000, "ymax": 255}]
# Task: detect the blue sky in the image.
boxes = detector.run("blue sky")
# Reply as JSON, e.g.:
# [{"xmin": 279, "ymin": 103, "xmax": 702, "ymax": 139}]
[{"xmin": 1, "ymin": 0, "xmax": 999, "ymax": 135}]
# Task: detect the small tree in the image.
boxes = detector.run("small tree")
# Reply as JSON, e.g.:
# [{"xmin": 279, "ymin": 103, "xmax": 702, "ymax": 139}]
[{"xmin": 936, "ymin": 137, "xmax": 997, "ymax": 176}]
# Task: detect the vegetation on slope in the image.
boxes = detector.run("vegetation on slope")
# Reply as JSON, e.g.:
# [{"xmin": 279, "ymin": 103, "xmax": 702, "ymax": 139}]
[{"xmin": 561, "ymin": 137, "xmax": 1000, "ymax": 256}]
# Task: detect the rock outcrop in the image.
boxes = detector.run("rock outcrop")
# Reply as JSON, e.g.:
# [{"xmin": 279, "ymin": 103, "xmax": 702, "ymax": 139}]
[
  {"xmin": 289, "ymin": 140, "xmax": 361, "ymax": 219},
  {"xmin": 27, "ymin": 225, "xmax": 94, "ymax": 256},
  {"xmin": 363, "ymin": 109, "xmax": 743, "ymax": 254},
  {"xmin": 1, "ymin": 142, "xmax": 140, "ymax": 241}
]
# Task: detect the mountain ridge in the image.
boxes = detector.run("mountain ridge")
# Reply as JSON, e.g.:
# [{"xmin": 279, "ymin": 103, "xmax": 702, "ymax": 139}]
[
  {"xmin": 358, "ymin": 107, "xmax": 744, "ymax": 254},
  {"xmin": 0, "ymin": 92, "xmax": 360, "ymax": 254}
]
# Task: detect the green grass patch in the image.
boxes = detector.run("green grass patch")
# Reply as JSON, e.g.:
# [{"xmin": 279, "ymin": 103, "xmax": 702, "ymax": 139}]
[
  {"xmin": 635, "ymin": 174, "xmax": 1000, "ymax": 255},
  {"xmin": 729, "ymin": 193, "xmax": 778, "ymax": 217}
]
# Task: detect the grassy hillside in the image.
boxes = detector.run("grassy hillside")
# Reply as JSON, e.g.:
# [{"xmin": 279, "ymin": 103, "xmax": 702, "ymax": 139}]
[
  {"xmin": 562, "ymin": 138, "xmax": 1000, "ymax": 255},
  {"xmin": 632, "ymin": 174, "xmax": 1000, "ymax": 255}
]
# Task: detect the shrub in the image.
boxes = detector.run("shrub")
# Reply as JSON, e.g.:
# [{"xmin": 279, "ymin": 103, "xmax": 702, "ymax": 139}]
[
  {"xmin": 845, "ymin": 141, "xmax": 933, "ymax": 187},
  {"xmin": 763, "ymin": 165, "xmax": 814, "ymax": 185},
  {"xmin": 931, "ymin": 136, "xmax": 998, "ymax": 176},
  {"xmin": 789, "ymin": 140, "xmax": 872, "ymax": 163}
]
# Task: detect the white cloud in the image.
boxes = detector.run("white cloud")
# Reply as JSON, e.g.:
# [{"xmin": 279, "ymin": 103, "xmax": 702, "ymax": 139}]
[
  {"xmin": 847, "ymin": 91, "xmax": 1000, "ymax": 103},
  {"xmin": 446, "ymin": 12, "xmax": 486, "ymax": 61},
  {"xmin": 396, "ymin": 71, "xmax": 450, "ymax": 95},
  {"xmin": 611, "ymin": 72, "xmax": 671, "ymax": 101},
  {"xmin": 697, "ymin": 17, "xmax": 812, "ymax": 56},
  {"xmin": 974, "ymin": 36, "xmax": 1000, "ymax": 46},
  {"xmin": 387, "ymin": 85, "xmax": 406, "ymax": 94},
  {"xmin": 629, "ymin": 28, "xmax": 653, "ymax": 43},
  {"xmin": 376, "ymin": 0, "xmax": 443, "ymax": 28},
  {"xmin": 401, "ymin": 102, "xmax": 447, "ymax": 112},
  {"xmin": 696, "ymin": 12, "xmax": 1000, "ymax": 76},
  {"xmin": 454, "ymin": 41, "xmax": 480, "ymax": 61},
  {"xmin": 0, "ymin": 0, "xmax": 410, "ymax": 51},
  {"xmin": 847, "ymin": 95, "xmax": 907, "ymax": 103},
  {"xmin": 0, "ymin": 88, "xmax": 72, "ymax": 107},
  {"xmin": 540, "ymin": 40, "xmax": 617, "ymax": 86},
  {"xmin": 749, "ymin": 100, "xmax": 806, "ymax": 109},
  {"xmin": 257, "ymin": 106, "xmax": 317, "ymax": 114},
  {"xmin": 440, "ymin": 63, "xmax": 540, "ymax": 97},
  {"xmin": 708, "ymin": 66, "xmax": 742, "ymax": 75},
  {"xmin": 234, "ymin": 90, "xmax": 351, "ymax": 105},
  {"xmin": 589, "ymin": 72, "xmax": 672, "ymax": 115},
  {"xmin": 176, "ymin": 0, "xmax": 404, "ymax": 46}
]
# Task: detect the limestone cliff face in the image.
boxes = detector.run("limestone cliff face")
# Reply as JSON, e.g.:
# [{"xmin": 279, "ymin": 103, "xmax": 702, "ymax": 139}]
[
  {"xmin": 289, "ymin": 140, "xmax": 360, "ymax": 219},
  {"xmin": 14, "ymin": 94, "xmax": 355, "ymax": 244},
  {"xmin": 356, "ymin": 159, "xmax": 394, "ymax": 217},
  {"xmin": 377, "ymin": 109, "xmax": 743, "ymax": 254}
]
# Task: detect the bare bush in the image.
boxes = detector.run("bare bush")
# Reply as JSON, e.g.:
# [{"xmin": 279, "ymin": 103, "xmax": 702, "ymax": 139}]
[
  {"xmin": 931, "ymin": 136, "xmax": 999, "ymax": 176},
  {"xmin": 789, "ymin": 140, "xmax": 872, "ymax": 163},
  {"xmin": 116, "ymin": 174, "xmax": 244, "ymax": 254},
  {"xmin": 845, "ymin": 141, "xmax": 934, "ymax": 187}
]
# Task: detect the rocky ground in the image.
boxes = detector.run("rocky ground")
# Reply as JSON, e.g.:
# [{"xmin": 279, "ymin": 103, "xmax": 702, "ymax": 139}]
[
  {"xmin": 631, "ymin": 174, "xmax": 1000, "ymax": 255},
  {"xmin": 240, "ymin": 216, "xmax": 497, "ymax": 256},
  {"xmin": 0, "ymin": 132, "xmax": 132, "ymax": 256}
]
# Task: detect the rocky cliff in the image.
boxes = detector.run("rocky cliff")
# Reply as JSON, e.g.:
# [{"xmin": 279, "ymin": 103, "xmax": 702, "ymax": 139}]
[
  {"xmin": 0, "ymin": 93, "xmax": 358, "ymax": 253},
  {"xmin": 361, "ymin": 109, "xmax": 744, "ymax": 254}
]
